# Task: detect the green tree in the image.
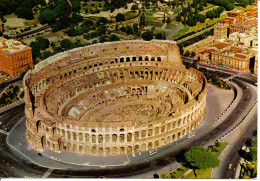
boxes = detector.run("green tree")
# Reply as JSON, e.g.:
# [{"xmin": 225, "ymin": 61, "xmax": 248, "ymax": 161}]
[
  {"xmin": 116, "ymin": 13, "xmax": 125, "ymax": 22},
  {"xmin": 61, "ymin": 39, "xmax": 73, "ymax": 50},
  {"xmin": 141, "ymin": 30, "xmax": 153, "ymax": 41},
  {"xmin": 38, "ymin": 8, "xmax": 57, "ymax": 23},
  {"xmin": 184, "ymin": 51, "xmax": 190, "ymax": 57},
  {"xmin": 35, "ymin": 36, "xmax": 50, "ymax": 50},
  {"xmin": 166, "ymin": 16, "xmax": 171, "ymax": 24},
  {"xmin": 199, "ymin": 1, "xmax": 204, "ymax": 11},
  {"xmin": 184, "ymin": 146, "xmax": 219, "ymax": 178},
  {"xmin": 109, "ymin": 34, "xmax": 120, "ymax": 41},
  {"xmin": 131, "ymin": 4, "xmax": 138, "ymax": 11},
  {"xmin": 191, "ymin": 51, "xmax": 196, "ymax": 57},
  {"xmin": 41, "ymin": 51, "xmax": 52, "ymax": 59},
  {"xmin": 139, "ymin": 12, "xmax": 146, "ymax": 27},
  {"xmin": 14, "ymin": 7, "xmax": 34, "ymax": 20},
  {"xmin": 132, "ymin": 23, "xmax": 138, "ymax": 32}
]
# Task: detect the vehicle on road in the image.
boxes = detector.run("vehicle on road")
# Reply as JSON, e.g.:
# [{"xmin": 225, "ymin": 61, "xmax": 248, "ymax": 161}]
[
  {"xmin": 149, "ymin": 149, "xmax": 158, "ymax": 156},
  {"xmin": 228, "ymin": 164, "xmax": 232, "ymax": 169},
  {"xmin": 187, "ymin": 132, "xmax": 196, "ymax": 138}
]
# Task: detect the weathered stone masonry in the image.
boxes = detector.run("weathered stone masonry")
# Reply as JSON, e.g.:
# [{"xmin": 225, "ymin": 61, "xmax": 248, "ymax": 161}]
[{"xmin": 23, "ymin": 40, "xmax": 207, "ymax": 156}]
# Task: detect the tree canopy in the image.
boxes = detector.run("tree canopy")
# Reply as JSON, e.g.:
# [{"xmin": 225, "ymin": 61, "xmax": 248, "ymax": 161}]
[{"xmin": 184, "ymin": 146, "xmax": 220, "ymax": 170}]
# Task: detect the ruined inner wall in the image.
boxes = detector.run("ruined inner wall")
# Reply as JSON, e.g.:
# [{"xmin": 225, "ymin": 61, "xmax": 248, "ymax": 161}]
[{"xmin": 23, "ymin": 40, "xmax": 207, "ymax": 156}]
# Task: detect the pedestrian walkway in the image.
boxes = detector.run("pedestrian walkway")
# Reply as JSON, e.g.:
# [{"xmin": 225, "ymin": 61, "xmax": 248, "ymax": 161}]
[
  {"xmin": 0, "ymin": 129, "xmax": 9, "ymax": 135},
  {"xmin": 42, "ymin": 169, "xmax": 53, "ymax": 178}
]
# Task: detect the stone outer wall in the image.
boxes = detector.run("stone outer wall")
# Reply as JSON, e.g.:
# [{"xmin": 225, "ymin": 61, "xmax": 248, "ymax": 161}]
[{"xmin": 23, "ymin": 40, "xmax": 207, "ymax": 156}]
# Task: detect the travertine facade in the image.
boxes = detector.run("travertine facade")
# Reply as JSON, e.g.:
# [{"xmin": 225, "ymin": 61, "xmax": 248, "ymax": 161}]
[{"xmin": 23, "ymin": 40, "xmax": 207, "ymax": 156}]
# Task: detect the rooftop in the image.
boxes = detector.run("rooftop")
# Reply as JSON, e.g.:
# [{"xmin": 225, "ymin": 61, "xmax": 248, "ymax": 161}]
[
  {"xmin": 213, "ymin": 43, "xmax": 230, "ymax": 49},
  {"xmin": 0, "ymin": 38, "xmax": 30, "ymax": 54}
]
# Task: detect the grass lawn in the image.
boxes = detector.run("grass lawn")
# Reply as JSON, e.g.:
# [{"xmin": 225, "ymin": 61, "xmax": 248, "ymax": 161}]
[
  {"xmin": 173, "ymin": 8, "xmax": 181, "ymax": 14},
  {"xmin": 165, "ymin": 22, "xmax": 176, "ymax": 29},
  {"xmin": 208, "ymin": 142, "xmax": 228, "ymax": 157},
  {"xmin": 184, "ymin": 168, "xmax": 212, "ymax": 179},
  {"xmin": 168, "ymin": 165, "xmax": 190, "ymax": 178},
  {"xmin": 124, "ymin": 11, "xmax": 138, "ymax": 20},
  {"xmin": 172, "ymin": 26, "xmax": 190, "ymax": 39},
  {"xmin": 145, "ymin": 20, "xmax": 164, "ymax": 27}
]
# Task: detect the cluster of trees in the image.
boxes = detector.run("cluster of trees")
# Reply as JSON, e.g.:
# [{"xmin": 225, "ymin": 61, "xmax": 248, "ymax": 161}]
[
  {"xmin": 206, "ymin": 6, "xmax": 225, "ymax": 19},
  {"xmin": 203, "ymin": 72, "xmax": 231, "ymax": 89},
  {"xmin": 141, "ymin": 30, "xmax": 164, "ymax": 41},
  {"xmin": 176, "ymin": 0, "xmax": 208, "ymax": 27},
  {"xmin": 207, "ymin": 0, "xmax": 235, "ymax": 11},
  {"xmin": 120, "ymin": 23, "xmax": 139, "ymax": 34},
  {"xmin": 239, "ymin": 137, "xmax": 257, "ymax": 178},
  {"xmin": 0, "ymin": 0, "xmax": 46, "ymax": 20},
  {"xmin": 161, "ymin": 144, "xmax": 221, "ymax": 178},
  {"xmin": 29, "ymin": 36, "xmax": 50, "ymax": 61},
  {"xmin": 103, "ymin": 0, "xmax": 133, "ymax": 12},
  {"xmin": 207, "ymin": 0, "xmax": 255, "ymax": 10},
  {"xmin": 178, "ymin": 29, "xmax": 214, "ymax": 54},
  {"xmin": 0, "ymin": 85, "xmax": 21, "ymax": 108}
]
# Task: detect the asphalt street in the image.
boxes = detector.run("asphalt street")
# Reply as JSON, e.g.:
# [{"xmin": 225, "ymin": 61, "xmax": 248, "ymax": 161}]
[{"xmin": 0, "ymin": 64, "xmax": 257, "ymax": 178}]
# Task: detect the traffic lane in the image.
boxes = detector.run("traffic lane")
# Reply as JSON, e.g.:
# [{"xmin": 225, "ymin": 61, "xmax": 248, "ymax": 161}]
[
  {"xmin": 219, "ymin": 116, "xmax": 257, "ymax": 179},
  {"xmin": 0, "ymin": 105, "xmax": 24, "ymax": 131},
  {"xmin": 0, "ymin": 133, "xmax": 48, "ymax": 178}
]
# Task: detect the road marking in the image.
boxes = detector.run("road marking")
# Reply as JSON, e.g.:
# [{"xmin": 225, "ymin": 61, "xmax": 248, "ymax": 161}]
[
  {"xmin": 42, "ymin": 168, "xmax": 53, "ymax": 178},
  {"xmin": 0, "ymin": 129, "xmax": 9, "ymax": 135}
]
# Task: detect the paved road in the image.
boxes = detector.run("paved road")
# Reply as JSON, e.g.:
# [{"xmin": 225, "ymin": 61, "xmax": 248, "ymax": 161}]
[{"xmin": 0, "ymin": 63, "xmax": 257, "ymax": 178}]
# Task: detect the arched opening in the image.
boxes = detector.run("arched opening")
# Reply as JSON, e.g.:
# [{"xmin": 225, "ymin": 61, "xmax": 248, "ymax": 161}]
[
  {"xmin": 145, "ymin": 56, "xmax": 149, "ymax": 61},
  {"xmin": 157, "ymin": 57, "xmax": 161, "ymax": 61},
  {"xmin": 92, "ymin": 135, "xmax": 96, "ymax": 143},
  {"xmin": 98, "ymin": 148, "xmax": 103, "ymax": 155},
  {"xmin": 134, "ymin": 145, "xmax": 139, "ymax": 152},
  {"xmin": 132, "ymin": 57, "xmax": 136, "ymax": 61},
  {"xmin": 41, "ymin": 136, "xmax": 46, "ymax": 149},
  {"xmin": 126, "ymin": 57, "xmax": 130, "ymax": 62},
  {"xmin": 148, "ymin": 142, "xmax": 153, "ymax": 149},
  {"xmin": 135, "ymin": 132, "xmax": 139, "ymax": 141},
  {"xmin": 141, "ymin": 143, "xmax": 146, "ymax": 151},
  {"xmin": 127, "ymin": 146, "xmax": 132, "ymax": 154},
  {"xmin": 112, "ymin": 147, "xmax": 118, "ymax": 155},
  {"xmin": 85, "ymin": 134, "xmax": 89, "ymax": 142},
  {"xmin": 105, "ymin": 147, "xmax": 110, "ymax": 155},
  {"xmin": 148, "ymin": 129, "xmax": 153, "ymax": 136},
  {"xmin": 161, "ymin": 138, "xmax": 165, "ymax": 145},
  {"xmin": 151, "ymin": 57, "xmax": 155, "ymax": 61},
  {"xmin": 155, "ymin": 140, "xmax": 159, "ymax": 148},
  {"xmin": 119, "ymin": 134, "xmax": 125, "ymax": 143},
  {"xmin": 36, "ymin": 120, "xmax": 41, "ymax": 133},
  {"xmin": 112, "ymin": 134, "xmax": 117, "ymax": 142},
  {"xmin": 178, "ymin": 132, "xmax": 181, "ymax": 138},
  {"xmin": 120, "ymin": 58, "xmax": 124, "ymax": 62},
  {"xmin": 92, "ymin": 147, "xmax": 97, "ymax": 154},
  {"xmin": 127, "ymin": 133, "xmax": 132, "ymax": 142},
  {"xmin": 79, "ymin": 133, "xmax": 83, "ymax": 141},
  {"xmin": 105, "ymin": 134, "xmax": 110, "ymax": 142},
  {"xmin": 98, "ymin": 134, "xmax": 103, "ymax": 143},
  {"xmin": 120, "ymin": 147, "xmax": 125, "ymax": 154},
  {"xmin": 139, "ymin": 56, "xmax": 143, "ymax": 61},
  {"xmin": 141, "ymin": 130, "xmax": 146, "ymax": 137}
]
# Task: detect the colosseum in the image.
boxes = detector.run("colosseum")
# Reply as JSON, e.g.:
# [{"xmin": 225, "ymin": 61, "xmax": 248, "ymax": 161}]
[{"xmin": 23, "ymin": 40, "xmax": 207, "ymax": 156}]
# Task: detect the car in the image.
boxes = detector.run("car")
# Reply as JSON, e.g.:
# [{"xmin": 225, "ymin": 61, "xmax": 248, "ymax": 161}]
[{"xmin": 228, "ymin": 164, "xmax": 232, "ymax": 169}]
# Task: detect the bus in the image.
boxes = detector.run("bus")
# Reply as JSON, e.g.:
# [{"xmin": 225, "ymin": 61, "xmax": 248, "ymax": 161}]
[
  {"xmin": 187, "ymin": 132, "xmax": 196, "ymax": 139},
  {"xmin": 149, "ymin": 149, "xmax": 158, "ymax": 156}
]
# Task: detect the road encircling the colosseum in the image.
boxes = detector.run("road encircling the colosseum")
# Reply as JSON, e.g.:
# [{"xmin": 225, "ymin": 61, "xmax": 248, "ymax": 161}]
[{"xmin": 0, "ymin": 70, "xmax": 257, "ymax": 178}]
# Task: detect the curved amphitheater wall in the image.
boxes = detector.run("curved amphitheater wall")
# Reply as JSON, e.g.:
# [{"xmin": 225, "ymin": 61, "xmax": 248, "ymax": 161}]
[{"xmin": 23, "ymin": 40, "xmax": 207, "ymax": 156}]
